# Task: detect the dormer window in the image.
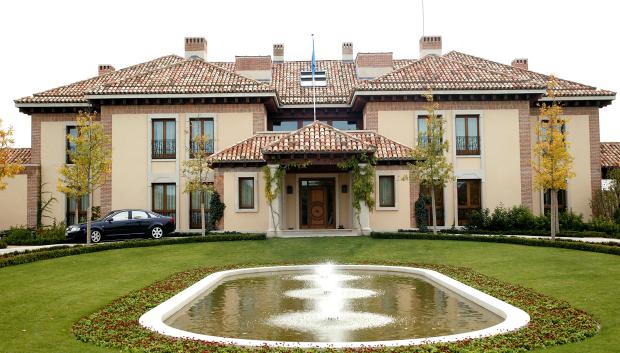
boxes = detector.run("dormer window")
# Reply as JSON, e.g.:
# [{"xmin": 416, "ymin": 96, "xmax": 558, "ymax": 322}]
[{"xmin": 300, "ymin": 70, "xmax": 326, "ymax": 87}]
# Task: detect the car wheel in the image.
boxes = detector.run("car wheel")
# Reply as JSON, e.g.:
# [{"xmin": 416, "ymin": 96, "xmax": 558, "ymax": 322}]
[
  {"xmin": 91, "ymin": 230, "xmax": 102, "ymax": 243},
  {"xmin": 151, "ymin": 226, "xmax": 164, "ymax": 239}
]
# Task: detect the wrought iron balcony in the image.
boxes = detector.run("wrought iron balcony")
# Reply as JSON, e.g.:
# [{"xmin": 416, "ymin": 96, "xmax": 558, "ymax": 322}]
[
  {"xmin": 456, "ymin": 136, "xmax": 480, "ymax": 155},
  {"xmin": 152, "ymin": 139, "xmax": 176, "ymax": 159}
]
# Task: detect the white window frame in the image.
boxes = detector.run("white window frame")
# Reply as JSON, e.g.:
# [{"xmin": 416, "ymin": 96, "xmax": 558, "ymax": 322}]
[
  {"xmin": 235, "ymin": 172, "xmax": 259, "ymax": 213},
  {"xmin": 300, "ymin": 70, "xmax": 327, "ymax": 87}
]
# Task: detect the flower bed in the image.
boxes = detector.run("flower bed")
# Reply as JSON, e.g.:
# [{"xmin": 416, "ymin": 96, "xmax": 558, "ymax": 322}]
[{"xmin": 73, "ymin": 262, "xmax": 599, "ymax": 353}]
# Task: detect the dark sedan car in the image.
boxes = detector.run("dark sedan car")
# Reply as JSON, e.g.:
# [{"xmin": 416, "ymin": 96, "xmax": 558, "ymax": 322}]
[{"xmin": 65, "ymin": 209, "xmax": 175, "ymax": 243}]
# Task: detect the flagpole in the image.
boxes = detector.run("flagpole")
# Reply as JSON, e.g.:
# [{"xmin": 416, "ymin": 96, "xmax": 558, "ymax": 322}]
[{"xmin": 312, "ymin": 34, "xmax": 316, "ymax": 122}]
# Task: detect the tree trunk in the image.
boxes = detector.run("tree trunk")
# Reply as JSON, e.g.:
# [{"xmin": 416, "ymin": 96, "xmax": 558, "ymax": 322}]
[
  {"xmin": 431, "ymin": 184, "xmax": 437, "ymax": 235},
  {"xmin": 200, "ymin": 194, "xmax": 206, "ymax": 237},
  {"xmin": 86, "ymin": 171, "xmax": 92, "ymax": 245},
  {"xmin": 74, "ymin": 198, "xmax": 79, "ymax": 225},
  {"xmin": 550, "ymin": 189, "xmax": 557, "ymax": 241},
  {"xmin": 555, "ymin": 199, "xmax": 560, "ymax": 235}
]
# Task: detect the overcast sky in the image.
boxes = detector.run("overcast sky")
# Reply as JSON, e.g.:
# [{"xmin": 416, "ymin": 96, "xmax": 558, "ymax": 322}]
[{"xmin": 0, "ymin": 0, "xmax": 617, "ymax": 147}]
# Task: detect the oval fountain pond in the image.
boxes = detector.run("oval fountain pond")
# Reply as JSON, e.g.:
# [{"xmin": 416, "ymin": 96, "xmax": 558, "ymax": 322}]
[{"xmin": 140, "ymin": 265, "xmax": 530, "ymax": 348}]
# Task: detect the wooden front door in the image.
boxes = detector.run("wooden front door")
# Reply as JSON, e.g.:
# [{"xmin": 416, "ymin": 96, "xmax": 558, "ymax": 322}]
[{"xmin": 309, "ymin": 187, "xmax": 327, "ymax": 228}]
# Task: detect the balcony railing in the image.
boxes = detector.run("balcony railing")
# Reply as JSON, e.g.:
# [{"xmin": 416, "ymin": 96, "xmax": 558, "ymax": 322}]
[
  {"xmin": 152, "ymin": 139, "xmax": 176, "ymax": 159},
  {"xmin": 456, "ymin": 136, "xmax": 480, "ymax": 155},
  {"xmin": 190, "ymin": 140, "xmax": 214, "ymax": 158}
]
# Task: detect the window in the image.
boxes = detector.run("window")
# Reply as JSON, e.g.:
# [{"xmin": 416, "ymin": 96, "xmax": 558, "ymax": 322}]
[
  {"xmin": 331, "ymin": 120, "xmax": 359, "ymax": 130},
  {"xmin": 419, "ymin": 184, "xmax": 445, "ymax": 226},
  {"xmin": 544, "ymin": 189, "xmax": 567, "ymax": 215},
  {"xmin": 300, "ymin": 70, "xmax": 327, "ymax": 87},
  {"xmin": 66, "ymin": 194, "xmax": 88, "ymax": 225},
  {"xmin": 152, "ymin": 183, "xmax": 176, "ymax": 218},
  {"xmin": 152, "ymin": 119, "xmax": 176, "ymax": 159},
  {"xmin": 378, "ymin": 176, "xmax": 395, "ymax": 208},
  {"xmin": 132, "ymin": 211, "xmax": 149, "ymax": 220},
  {"xmin": 66, "ymin": 126, "xmax": 78, "ymax": 164},
  {"xmin": 190, "ymin": 188, "xmax": 212, "ymax": 229},
  {"xmin": 417, "ymin": 115, "xmax": 442, "ymax": 146},
  {"xmin": 189, "ymin": 118, "xmax": 214, "ymax": 156},
  {"xmin": 457, "ymin": 179, "xmax": 481, "ymax": 226},
  {"xmin": 238, "ymin": 177, "xmax": 255, "ymax": 209},
  {"xmin": 111, "ymin": 211, "xmax": 130, "ymax": 221},
  {"xmin": 455, "ymin": 115, "xmax": 480, "ymax": 155},
  {"xmin": 272, "ymin": 120, "xmax": 301, "ymax": 131}
]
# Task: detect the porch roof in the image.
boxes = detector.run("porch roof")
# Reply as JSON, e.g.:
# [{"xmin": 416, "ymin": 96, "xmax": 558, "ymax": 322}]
[{"xmin": 210, "ymin": 121, "xmax": 414, "ymax": 165}]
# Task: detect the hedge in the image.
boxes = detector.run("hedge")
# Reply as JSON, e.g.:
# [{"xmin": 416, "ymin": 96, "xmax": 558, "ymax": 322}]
[
  {"xmin": 0, "ymin": 240, "xmax": 6, "ymax": 249},
  {"xmin": 373, "ymin": 232, "xmax": 620, "ymax": 255},
  {"xmin": 73, "ymin": 262, "xmax": 599, "ymax": 353},
  {"xmin": 0, "ymin": 234, "xmax": 266, "ymax": 269},
  {"xmin": 428, "ymin": 228, "xmax": 614, "ymax": 239}
]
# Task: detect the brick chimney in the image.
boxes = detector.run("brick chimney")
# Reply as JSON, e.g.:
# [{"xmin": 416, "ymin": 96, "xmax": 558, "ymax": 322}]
[
  {"xmin": 355, "ymin": 52, "xmax": 393, "ymax": 79},
  {"xmin": 419, "ymin": 36, "xmax": 442, "ymax": 57},
  {"xmin": 235, "ymin": 56, "xmax": 272, "ymax": 82},
  {"xmin": 185, "ymin": 37, "xmax": 207, "ymax": 60},
  {"xmin": 342, "ymin": 42, "xmax": 353, "ymax": 62},
  {"xmin": 273, "ymin": 44, "xmax": 284, "ymax": 62},
  {"xmin": 98, "ymin": 64, "xmax": 115, "ymax": 76},
  {"xmin": 511, "ymin": 58, "xmax": 528, "ymax": 70}
]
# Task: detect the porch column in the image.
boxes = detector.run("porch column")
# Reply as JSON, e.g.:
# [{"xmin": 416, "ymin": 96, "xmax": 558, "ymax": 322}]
[
  {"xmin": 358, "ymin": 163, "xmax": 372, "ymax": 235},
  {"xmin": 266, "ymin": 164, "xmax": 281, "ymax": 237}
]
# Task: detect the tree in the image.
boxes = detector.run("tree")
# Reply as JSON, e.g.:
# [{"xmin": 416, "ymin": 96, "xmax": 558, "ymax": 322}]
[
  {"xmin": 58, "ymin": 112, "xmax": 111, "ymax": 244},
  {"xmin": 408, "ymin": 92, "xmax": 454, "ymax": 234},
  {"xmin": 182, "ymin": 133, "xmax": 213, "ymax": 237},
  {"xmin": 533, "ymin": 76, "xmax": 575, "ymax": 240},
  {"xmin": 0, "ymin": 119, "xmax": 24, "ymax": 190}
]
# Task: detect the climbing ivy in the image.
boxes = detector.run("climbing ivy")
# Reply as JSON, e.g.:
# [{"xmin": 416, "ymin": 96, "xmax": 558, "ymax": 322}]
[
  {"xmin": 262, "ymin": 161, "xmax": 311, "ymax": 231},
  {"xmin": 207, "ymin": 191, "xmax": 225, "ymax": 231},
  {"xmin": 415, "ymin": 194, "xmax": 429, "ymax": 232},
  {"xmin": 338, "ymin": 154, "xmax": 376, "ymax": 227}
]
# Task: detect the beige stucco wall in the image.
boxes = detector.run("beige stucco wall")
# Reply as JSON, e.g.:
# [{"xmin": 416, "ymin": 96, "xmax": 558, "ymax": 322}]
[
  {"xmin": 456, "ymin": 157, "xmax": 481, "ymax": 171},
  {"xmin": 216, "ymin": 112, "xmax": 254, "ymax": 151},
  {"xmin": 565, "ymin": 115, "xmax": 592, "ymax": 218},
  {"xmin": 370, "ymin": 167, "xmax": 411, "ymax": 231},
  {"xmin": 0, "ymin": 174, "xmax": 28, "ymax": 229},
  {"xmin": 222, "ymin": 168, "xmax": 268, "ymax": 232},
  {"xmin": 377, "ymin": 111, "xmax": 416, "ymax": 147},
  {"xmin": 40, "ymin": 121, "xmax": 67, "ymax": 225},
  {"xmin": 482, "ymin": 109, "xmax": 522, "ymax": 210},
  {"xmin": 111, "ymin": 114, "xmax": 149, "ymax": 211}
]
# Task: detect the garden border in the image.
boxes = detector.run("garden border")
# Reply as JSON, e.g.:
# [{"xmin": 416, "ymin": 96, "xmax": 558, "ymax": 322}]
[
  {"xmin": 372, "ymin": 232, "xmax": 620, "ymax": 256},
  {"xmin": 0, "ymin": 234, "xmax": 266, "ymax": 269},
  {"xmin": 73, "ymin": 261, "xmax": 599, "ymax": 353}
]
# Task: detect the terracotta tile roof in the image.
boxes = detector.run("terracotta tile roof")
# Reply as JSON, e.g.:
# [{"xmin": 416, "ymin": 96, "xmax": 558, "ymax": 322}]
[
  {"xmin": 601, "ymin": 142, "xmax": 620, "ymax": 168},
  {"xmin": 348, "ymin": 131, "xmax": 413, "ymax": 160},
  {"xmin": 357, "ymin": 54, "xmax": 544, "ymax": 92},
  {"xmin": 209, "ymin": 133, "xmax": 285, "ymax": 163},
  {"xmin": 4, "ymin": 148, "xmax": 31, "ymax": 164},
  {"xmin": 263, "ymin": 121, "xmax": 375, "ymax": 154},
  {"xmin": 15, "ymin": 55, "xmax": 185, "ymax": 104},
  {"xmin": 443, "ymin": 51, "xmax": 615, "ymax": 97},
  {"xmin": 16, "ymin": 50, "xmax": 614, "ymax": 106},
  {"xmin": 210, "ymin": 122, "xmax": 413, "ymax": 164},
  {"xmin": 87, "ymin": 59, "xmax": 274, "ymax": 95}
]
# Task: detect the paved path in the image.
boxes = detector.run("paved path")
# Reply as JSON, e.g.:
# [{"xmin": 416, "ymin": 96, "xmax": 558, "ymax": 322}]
[
  {"xmin": 0, "ymin": 243, "xmax": 78, "ymax": 256},
  {"xmin": 468, "ymin": 233, "xmax": 620, "ymax": 244}
]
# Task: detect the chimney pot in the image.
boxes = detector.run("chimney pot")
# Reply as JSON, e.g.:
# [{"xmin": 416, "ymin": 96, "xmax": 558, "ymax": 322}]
[
  {"xmin": 185, "ymin": 37, "xmax": 208, "ymax": 60},
  {"xmin": 98, "ymin": 64, "xmax": 115, "ymax": 76},
  {"xmin": 235, "ymin": 56, "xmax": 272, "ymax": 82},
  {"xmin": 342, "ymin": 42, "xmax": 353, "ymax": 61},
  {"xmin": 355, "ymin": 52, "xmax": 393, "ymax": 79},
  {"xmin": 273, "ymin": 44, "xmax": 284, "ymax": 62},
  {"xmin": 419, "ymin": 36, "xmax": 442, "ymax": 57},
  {"xmin": 511, "ymin": 58, "xmax": 528, "ymax": 70}
]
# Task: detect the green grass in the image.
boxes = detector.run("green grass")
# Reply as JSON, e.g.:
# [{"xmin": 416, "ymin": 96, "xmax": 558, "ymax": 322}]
[{"xmin": 0, "ymin": 237, "xmax": 618, "ymax": 353}]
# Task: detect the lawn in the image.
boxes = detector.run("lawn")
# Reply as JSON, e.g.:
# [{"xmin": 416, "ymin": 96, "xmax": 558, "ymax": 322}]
[{"xmin": 0, "ymin": 237, "xmax": 618, "ymax": 353}]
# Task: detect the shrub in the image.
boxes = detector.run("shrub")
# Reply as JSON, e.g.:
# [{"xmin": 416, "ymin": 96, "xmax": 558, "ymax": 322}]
[
  {"xmin": 466, "ymin": 208, "xmax": 490, "ymax": 230},
  {"xmin": 560, "ymin": 210, "xmax": 586, "ymax": 231},
  {"xmin": 510, "ymin": 205, "xmax": 538, "ymax": 230},
  {"xmin": 414, "ymin": 195, "xmax": 429, "ymax": 232},
  {"xmin": 587, "ymin": 217, "xmax": 620, "ymax": 235},
  {"xmin": 208, "ymin": 191, "xmax": 225, "ymax": 231},
  {"xmin": 36, "ymin": 223, "xmax": 66, "ymax": 242},
  {"xmin": 0, "ymin": 240, "xmax": 6, "ymax": 249},
  {"xmin": 4, "ymin": 227, "xmax": 35, "ymax": 244}
]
